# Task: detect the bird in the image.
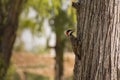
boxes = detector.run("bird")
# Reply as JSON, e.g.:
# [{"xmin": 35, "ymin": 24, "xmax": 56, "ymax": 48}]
[
  {"xmin": 65, "ymin": 29, "xmax": 81, "ymax": 60},
  {"xmin": 65, "ymin": 30, "xmax": 74, "ymax": 37},
  {"xmin": 65, "ymin": 30, "xmax": 77, "ymax": 43}
]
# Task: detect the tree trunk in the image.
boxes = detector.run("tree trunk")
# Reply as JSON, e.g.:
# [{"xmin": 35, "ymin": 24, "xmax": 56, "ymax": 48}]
[
  {"xmin": 55, "ymin": 35, "xmax": 65, "ymax": 80},
  {"xmin": 72, "ymin": 0, "xmax": 120, "ymax": 80},
  {"xmin": 0, "ymin": 0, "xmax": 25, "ymax": 79}
]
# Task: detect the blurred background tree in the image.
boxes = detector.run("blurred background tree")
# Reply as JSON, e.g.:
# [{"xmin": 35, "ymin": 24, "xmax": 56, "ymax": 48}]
[
  {"xmin": 0, "ymin": 0, "xmax": 26, "ymax": 80},
  {"xmin": 0, "ymin": 0, "xmax": 76, "ymax": 80},
  {"xmin": 17, "ymin": 0, "xmax": 76, "ymax": 80},
  {"xmin": 48, "ymin": 1, "xmax": 76, "ymax": 80}
]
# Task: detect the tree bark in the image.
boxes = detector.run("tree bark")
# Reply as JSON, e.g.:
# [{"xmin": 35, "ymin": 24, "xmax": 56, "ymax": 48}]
[
  {"xmin": 55, "ymin": 35, "xmax": 65, "ymax": 80},
  {"xmin": 0, "ymin": 0, "xmax": 25, "ymax": 79},
  {"xmin": 53, "ymin": 9, "xmax": 69, "ymax": 80},
  {"xmin": 72, "ymin": 0, "xmax": 120, "ymax": 80}
]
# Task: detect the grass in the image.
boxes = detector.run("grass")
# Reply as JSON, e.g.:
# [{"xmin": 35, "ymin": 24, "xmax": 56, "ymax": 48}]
[
  {"xmin": 19, "ymin": 64, "xmax": 48, "ymax": 69},
  {"xmin": 25, "ymin": 72, "xmax": 49, "ymax": 80}
]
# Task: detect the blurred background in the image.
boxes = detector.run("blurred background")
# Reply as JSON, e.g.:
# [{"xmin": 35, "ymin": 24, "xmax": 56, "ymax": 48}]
[{"xmin": 6, "ymin": 0, "xmax": 77, "ymax": 80}]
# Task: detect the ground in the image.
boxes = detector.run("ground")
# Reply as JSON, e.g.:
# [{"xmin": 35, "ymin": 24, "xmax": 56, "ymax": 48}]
[{"xmin": 11, "ymin": 52, "xmax": 75, "ymax": 80}]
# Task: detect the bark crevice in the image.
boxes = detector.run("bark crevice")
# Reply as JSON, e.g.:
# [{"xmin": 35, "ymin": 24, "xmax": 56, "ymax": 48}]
[{"xmin": 73, "ymin": 0, "xmax": 120, "ymax": 80}]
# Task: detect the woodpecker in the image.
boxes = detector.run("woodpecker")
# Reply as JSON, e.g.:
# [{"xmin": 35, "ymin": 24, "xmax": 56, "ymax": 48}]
[
  {"xmin": 65, "ymin": 30, "xmax": 74, "ymax": 37},
  {"xmin": 65, "ymin": 30, "xmax": 81, "ymax": 60}
]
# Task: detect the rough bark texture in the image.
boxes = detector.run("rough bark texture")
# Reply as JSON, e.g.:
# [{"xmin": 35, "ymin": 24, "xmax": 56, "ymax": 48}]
[
  {"xmin": 72, "ymin": 0, "xmax": 120, "ymax": 80},
  {"xmin": 0, "ymin": 0, "xmax": 25, "ymax": 79}
]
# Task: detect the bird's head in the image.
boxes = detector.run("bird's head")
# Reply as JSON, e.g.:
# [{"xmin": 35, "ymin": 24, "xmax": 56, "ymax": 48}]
[{"xmin": 65, "ymin": 30, "xmax": 74, "ymax": 37}]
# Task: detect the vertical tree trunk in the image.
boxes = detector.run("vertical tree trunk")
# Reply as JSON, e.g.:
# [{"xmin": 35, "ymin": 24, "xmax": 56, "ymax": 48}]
[
  {"xmin": 0, "ymin": 0, "xmax": 25, "ymax": 79},
  {"xmin": 55, "ymin": 36, "xmax": 65, "ymax": 80},
  {"xmin": 73, "ymin": 0, "xmax": 120, "ymax": 80}
]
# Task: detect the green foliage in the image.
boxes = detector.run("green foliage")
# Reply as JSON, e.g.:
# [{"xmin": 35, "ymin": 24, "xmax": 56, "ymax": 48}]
[
  {"xmin": 25, "ymin": 72, "xmax": 49, "ymax": 80},
  {"xmin": 19, "ymin": 0, "xmax": 51, "ymax": 34},
  {"xmin": 27, "ymin": 0, "xmax": 50, "ymax": 16},
  {"xmin": 48, "ymin": 1, "xmax": 76, "ymax": 50},
  {"xmin": 14, "ymin": 42, "xmax": 25, "ymax": 52},
  {"xmin": 6, "ymin": 64, "xmax": 50, "ymax": 80},
  {"xmin": 19, "ymin": 0, "xmax": 76, "ymax": 34},
  {"xmin": 6, "ymin": 65, "xmax": 20, "ymax": 80},
  {"xmin": 19, "ymin": 18, "xmax": 38, "ymax": 33},
  {"xmin": 20, "ymin": 64, "xmax": 48, "ymax": 69},
  {"xmin": 18, "ymin": 0, "xmax": 76, "ymax": 51}
]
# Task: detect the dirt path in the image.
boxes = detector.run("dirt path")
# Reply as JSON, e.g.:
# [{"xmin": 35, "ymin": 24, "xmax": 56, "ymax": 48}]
[{"xmin": 11, "ymin": 52, "xmax": 75, "ymax": 79}]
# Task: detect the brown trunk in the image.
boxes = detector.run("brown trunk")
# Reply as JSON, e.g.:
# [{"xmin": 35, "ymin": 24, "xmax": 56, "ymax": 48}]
[
  {"xmin": 0, "ymin": 0, "xmax": 24, "ymax": 79},
  {"xmin": 73, "ymin": 0, "xmax": 120, "ymax": 80},
  {"xmin": 55, "ymin": 36, "xmax": 65, "ymax": 80}
]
